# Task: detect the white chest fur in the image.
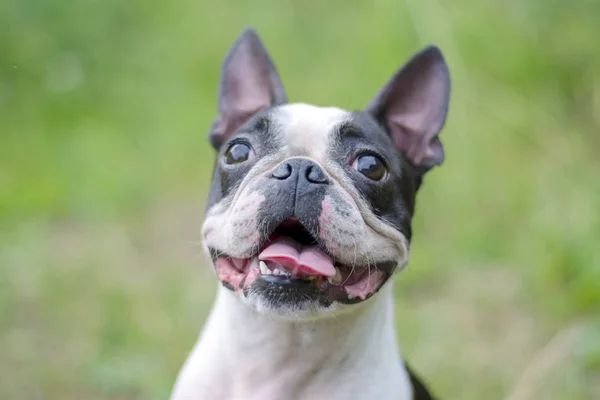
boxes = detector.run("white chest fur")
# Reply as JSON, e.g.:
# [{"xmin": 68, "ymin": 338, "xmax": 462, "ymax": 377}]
[{"xmin": 170, "ymin": 285, "xmax": 413, "ymax": 400}]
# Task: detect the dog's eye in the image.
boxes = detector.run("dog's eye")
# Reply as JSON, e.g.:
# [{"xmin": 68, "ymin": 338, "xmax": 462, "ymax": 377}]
[
  {"xmin": 224, "ymin": 143, "xmax": 254, "ymax": 164},
  {"xmin": 352, "ymin": 154, "xmax": 388, "ymax": 181}
]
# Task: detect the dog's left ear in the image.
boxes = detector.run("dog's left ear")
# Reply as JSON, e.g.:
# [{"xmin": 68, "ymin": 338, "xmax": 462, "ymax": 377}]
[
  {"xmin": 365, "ymin": 46, "xmax": 450, "ymax": 173},
  {"xmin": 209, "ymin": 27, "xmax": 287, "ymax": 150}
]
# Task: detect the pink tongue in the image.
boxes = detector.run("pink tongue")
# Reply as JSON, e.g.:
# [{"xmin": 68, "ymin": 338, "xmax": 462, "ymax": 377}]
[{"xmin": 258, "ymin": 236, "xmax": 336, "ymax": 277}]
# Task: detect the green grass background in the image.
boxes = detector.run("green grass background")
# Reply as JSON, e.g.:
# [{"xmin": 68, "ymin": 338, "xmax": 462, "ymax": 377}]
[{"xmin": 1, "ymin": 0, "xmax": 599, "ymax": 398}]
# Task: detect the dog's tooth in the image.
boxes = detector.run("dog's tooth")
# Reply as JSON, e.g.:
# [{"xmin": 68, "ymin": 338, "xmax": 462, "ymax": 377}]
[
  {"xmin": 327, "ymin": 268, "xmax": 343, "ymax": 285},
  {"xmin": 259, "ymin": 261, "xmax": 271, "ymax": 275}
]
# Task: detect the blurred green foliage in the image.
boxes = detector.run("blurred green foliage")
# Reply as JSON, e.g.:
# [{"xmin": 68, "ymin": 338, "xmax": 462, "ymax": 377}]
[{"xmin": 1, "ymin": 0, "xmax": 599, "ymax": 399}]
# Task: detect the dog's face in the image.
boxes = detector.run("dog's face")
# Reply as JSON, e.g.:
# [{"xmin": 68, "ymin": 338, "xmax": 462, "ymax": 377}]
[{"xmin": 202, "ymin": 28, "xmax": 450, "ymax": 318}]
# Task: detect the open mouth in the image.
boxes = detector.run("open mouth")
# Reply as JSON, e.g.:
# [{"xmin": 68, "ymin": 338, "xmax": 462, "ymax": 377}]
[{"xmin": 212, "ymin": 219, "xmax": 393, "ymax": 303}]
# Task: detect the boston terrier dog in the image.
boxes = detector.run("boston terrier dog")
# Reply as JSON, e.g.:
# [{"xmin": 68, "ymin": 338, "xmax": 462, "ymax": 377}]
[{"xmin": 170, "ymin": 27, "xmax": 450, "ymax": 400}]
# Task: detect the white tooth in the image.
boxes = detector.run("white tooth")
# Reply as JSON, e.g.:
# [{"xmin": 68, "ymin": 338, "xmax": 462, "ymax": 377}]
[
  {"xmin": 328, "ymin": 268, "xmax": 342, "ymax": 285},
  {"xmin": 259, "ymin": 261, "xmax": 271, "ymax": 275},
  {"xmin": 274, "ymin": 268, "xmax": 285, "ymax": 276}
]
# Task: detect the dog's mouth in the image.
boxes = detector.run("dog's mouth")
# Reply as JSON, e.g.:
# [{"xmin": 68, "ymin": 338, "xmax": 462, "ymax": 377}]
[{"xmin": 212, "ymin": 219, "xmax": 394, "ymax": 303}]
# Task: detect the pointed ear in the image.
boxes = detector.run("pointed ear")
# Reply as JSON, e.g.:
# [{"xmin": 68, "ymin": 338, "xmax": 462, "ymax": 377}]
[
  {"xmin": 365, "ymin": 46, "xmax": 450, "ymax": 172},
  {"xmin": 209, "ymin": 27, "xmax": 287, "ymax": 149}
]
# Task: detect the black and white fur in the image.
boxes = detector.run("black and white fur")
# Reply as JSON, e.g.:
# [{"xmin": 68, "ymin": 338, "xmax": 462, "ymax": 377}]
[{"xmin": 170, "ymin": 27, "xmax": 450, "ymax": 400}]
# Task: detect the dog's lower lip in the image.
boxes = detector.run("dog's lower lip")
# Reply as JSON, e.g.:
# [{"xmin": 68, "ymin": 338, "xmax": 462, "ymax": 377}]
[{"xmin": 260, "ymin": 274, "xmax": 315, "ymax": 287}]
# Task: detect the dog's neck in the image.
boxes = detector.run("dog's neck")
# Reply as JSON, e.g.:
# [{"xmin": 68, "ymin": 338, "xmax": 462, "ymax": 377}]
[{"xmin": 170, "ymin": 285, "xmax": 413, "ymax": 400}]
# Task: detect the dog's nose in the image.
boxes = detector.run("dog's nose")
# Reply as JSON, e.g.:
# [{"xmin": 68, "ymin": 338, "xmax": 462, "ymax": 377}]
[{"xmin": 271, "ymin": 158, "xmax": 329, "ymax": 185}]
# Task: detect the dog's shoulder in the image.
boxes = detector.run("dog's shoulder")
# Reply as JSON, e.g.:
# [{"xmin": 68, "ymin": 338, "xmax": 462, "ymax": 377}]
[{"xmin": 404, "ymin": 362, "xmax": 438, "ymax": 400}]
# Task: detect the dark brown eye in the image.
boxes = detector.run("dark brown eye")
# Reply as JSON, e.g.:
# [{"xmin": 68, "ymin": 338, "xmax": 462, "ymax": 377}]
[
  {"xmin": 225, "ymin": 142, "xmax": 254, "ymax": 164},
  {"xmin": 352, "ymin": 154, "xmax": 387, "ymax": 181}
]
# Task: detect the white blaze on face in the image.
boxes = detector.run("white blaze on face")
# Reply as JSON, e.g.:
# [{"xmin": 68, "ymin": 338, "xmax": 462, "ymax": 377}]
[{"xmin": 274, "ymin": 103, "xmax": 350, "ymax": 162}]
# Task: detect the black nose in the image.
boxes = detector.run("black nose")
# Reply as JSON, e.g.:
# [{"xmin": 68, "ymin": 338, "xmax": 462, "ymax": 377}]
[{"xmin": 271, "ymin": 158, "xmax": 329, "ymax": 185}]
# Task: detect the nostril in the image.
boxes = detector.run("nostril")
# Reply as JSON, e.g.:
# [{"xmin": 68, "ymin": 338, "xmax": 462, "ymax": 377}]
[
  {"xmin": 272, "ymin": 162, "xmax": 292, "ymax": 180},
  {"xmin": 306, "ymin": 165, "xmax": 329, "ymax": 184}
]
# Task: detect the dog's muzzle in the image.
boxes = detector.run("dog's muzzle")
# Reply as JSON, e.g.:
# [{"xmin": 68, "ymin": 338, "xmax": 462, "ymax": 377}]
[{"xmin": 208, "ymin": 157, "xmax": 397, "ymax": 305}]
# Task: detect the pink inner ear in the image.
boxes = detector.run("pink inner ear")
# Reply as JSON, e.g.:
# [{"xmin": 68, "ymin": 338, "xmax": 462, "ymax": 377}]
[
  {"xmin": 221, "ymin": 41, "xmax": 272, "ymax": 116},
  {"xmin": 210, "ymin": 29, "xmax": 286, "ymax": 149},
  {"xmin": 220, "ymin": 57, "xmax": 271, "ymax": 116},
  {"xmin": 211, "ymin": 73, "xmax": 273, "ymax": 148},
  {"xmin": 388, "ymin": 110, "xmax": 444, "ymax": 168},
  {"xmin": 411, "ymin": 137, "xmax": 443, "ymax": 167},
  {"xmin": 366, "ymin": 46, "xmax": 449, "ymax": 169}
]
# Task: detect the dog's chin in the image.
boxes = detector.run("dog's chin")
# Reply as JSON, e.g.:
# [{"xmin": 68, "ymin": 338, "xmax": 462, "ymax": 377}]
[{"xmin": 241, "ymin": 284, "xmax": 342, "ymax": 320}]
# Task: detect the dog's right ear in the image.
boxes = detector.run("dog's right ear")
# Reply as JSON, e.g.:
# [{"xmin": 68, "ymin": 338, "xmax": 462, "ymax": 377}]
[
  {"xmin": 365, "ymin": 46, "xmax": 450, "ymax": 175},
  {"xmin": 209, "ymin": 27, "xmax": 287, "ymax": 150}
]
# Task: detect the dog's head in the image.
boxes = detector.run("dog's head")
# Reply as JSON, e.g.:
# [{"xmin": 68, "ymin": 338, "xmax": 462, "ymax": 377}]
[{"xmin": 202, "ymin": 28, "xmax": 450, "ymax": 318}]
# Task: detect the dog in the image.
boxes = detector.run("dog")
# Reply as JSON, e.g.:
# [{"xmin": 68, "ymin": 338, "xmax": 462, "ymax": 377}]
[{"xmin": 170, "ymin": 27, "xmax": 450, "ymax": 400}]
